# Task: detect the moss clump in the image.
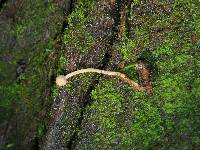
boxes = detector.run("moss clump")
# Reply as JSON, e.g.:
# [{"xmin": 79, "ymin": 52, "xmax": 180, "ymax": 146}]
[
  {"xmin": 122, "ymin": 64, "xmax": 138, "ymax": 80},
  {"xmin": 114, "ymin": 36, "xmax": 137, "ymax": 61},
  {"xmin": 63, "ymin": 1, "xmax": 95, "ymax": 54},
  {"xmin": 75, "ymin": 1, "xmax": 200, "ymax": 149},
  {"xmin": 0, "ymin": 39, "xmax": 59, "ymax": 149},
  {"xmin": 76, "ymin": 78, "xmax": 161, "ymax": 149},
  {"xmin": 1, "ymin": 0, "xmax": 200, "ymax": 149},
  {"xmin": 15, "ymin": 0, "xmax": 59, "ymax": 42}
]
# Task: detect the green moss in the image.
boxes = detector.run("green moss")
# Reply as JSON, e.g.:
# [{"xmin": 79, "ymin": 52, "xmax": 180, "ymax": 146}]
[
  {"xmin": 58, "ymin": 55, "xmax": 67, "ymax": 69},
  {"xmin": 3, "ymin": 39, "xmax": 59, "ymax": 148},
  {"xmin": 76, "ymin": 1, "xmax": 200, "ymax": 149},
  {"xmin": 51, "ymin": 85, "xmax": 59, "ymax": 97},
  {"xmin": 63, "ymin": 0, "xmax": 95, "ymax": 54},
  {"xmin": 76, "ymin": 78, "xmax": 162, "ymax": 149},
  {"xmin": 0, "ymin": 83, "xmax": 20, "ymax": 108},
  {"xmin": 91, "ymin": 79, "xmax": 123, "ymax": 116},
  {"xmin": 1, "ymin": 0, "xmax": 200, "ymax": 149},
  {"xmin": 85, "ymin": 79, "xmax": 124, "ymax": 149},
  {"xmin": 15, "ymin": 0, "xmax": 58, "ymax": 40},
  {"xmin": 37, "ymin": 122, "xmax": 47, "ymax": 138},
  {"xmin": 122, "ymin": 64, "xmax": 138, "ymax": 80},
  {"xmin": 63, "ymin": 25, "xmax": 95, "ymax": 54},
  {"xmin": 0, "ymin": 83, "xmax": 21, "ymax": 123},
  {"xmin": 114, "ymin": 36, "xmax": 137, "ymax": 60}
]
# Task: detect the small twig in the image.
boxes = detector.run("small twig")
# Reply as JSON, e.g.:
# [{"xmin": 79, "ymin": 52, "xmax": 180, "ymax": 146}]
[{"xmin": 56, "ymin": 68, "xmax": 145, "ymax": 92}]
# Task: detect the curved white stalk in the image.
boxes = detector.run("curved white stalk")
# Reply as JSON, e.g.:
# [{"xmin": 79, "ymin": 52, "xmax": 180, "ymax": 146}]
[{"xmin": 56, "ymin": 68, "xmax": 145, "ymax": 92}]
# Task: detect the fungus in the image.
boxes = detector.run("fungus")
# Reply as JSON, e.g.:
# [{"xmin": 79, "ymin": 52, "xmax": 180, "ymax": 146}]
[
  {"xmin": 56, "ymin": 68, "xmax": 147, "ymax": 92},
  {"xmin": 56, "ymin": 75, "xmax": 67, "ymax": 87}
]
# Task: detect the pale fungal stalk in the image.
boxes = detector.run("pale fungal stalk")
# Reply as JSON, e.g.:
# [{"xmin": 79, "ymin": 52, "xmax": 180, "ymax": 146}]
[{"xmin": 56, "ymin": 68, "xmax": 145, "ymax": 92}]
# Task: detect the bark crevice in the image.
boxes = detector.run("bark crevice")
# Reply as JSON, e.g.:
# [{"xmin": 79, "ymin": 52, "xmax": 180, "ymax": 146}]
[{"xmin": 66, "ymin": 1, "xmax": 125, "ymax": 149}]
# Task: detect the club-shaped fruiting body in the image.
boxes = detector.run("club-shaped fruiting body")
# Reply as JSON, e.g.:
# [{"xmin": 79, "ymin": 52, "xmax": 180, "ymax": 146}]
[{"xmin": 56, "ymin": 68, "xmax": 147, "ymax": 92}]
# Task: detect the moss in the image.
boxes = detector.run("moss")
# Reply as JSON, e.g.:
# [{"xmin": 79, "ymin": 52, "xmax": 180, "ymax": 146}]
[
  {"xmin": 58, "ymin": 55, "xmax": 67, "ymax": 70},
  {"xmin": 0, "ymin": 83, "xmax": 21, "ymax": 123},
  {"xmin": 122, "ymin": 64, "xmax": 138, "ymax": 80},
  {"xmin": 76, "ymin": 78, "xmax": 162, "ymax": 149},
  {"xmin": 76, "ymin": 1, "xmax": 200, "ymax": 149},
  {"xmin": 15, "ymin": 0, "xmax": 58, "ymax": 41},
  {"xmin": 0, "ymin": 37, "xmax": 60, "ymax": 148},
  {"xmin": 63, "ymin": 25, "xmax": 95, "ymax": 54},
  {"xmin": 1, "ymin": 0, "xmax": 200, "ymax": 149},
  {"xmin": 63, "ymin": 0, "xmax": 95, "ymax": 54},
  {"xmin": 51, "ymin": 85, "xmax": 59, "ymax": 97},
  {"xmin": 37, "ymin": 122, "xmax": 47, "ymax": 139},
  {"xmin": 114, "ymin": 35, "xmax": 137, "ymax": 61}
]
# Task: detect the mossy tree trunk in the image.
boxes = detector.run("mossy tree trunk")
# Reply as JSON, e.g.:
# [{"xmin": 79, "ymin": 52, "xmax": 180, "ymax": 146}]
[{"xmin": 0, "ymin": 0, "xmax": 200, "ymax": 149}]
